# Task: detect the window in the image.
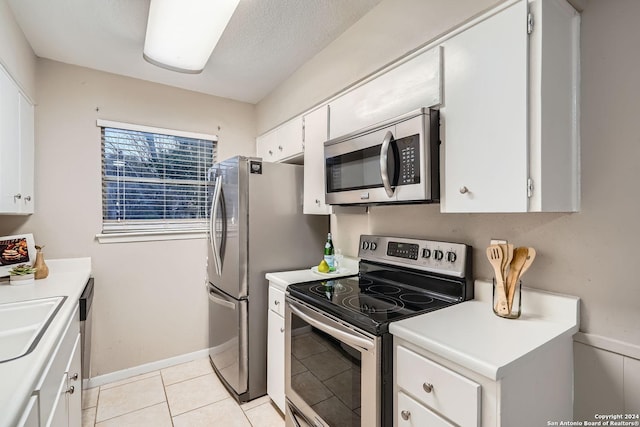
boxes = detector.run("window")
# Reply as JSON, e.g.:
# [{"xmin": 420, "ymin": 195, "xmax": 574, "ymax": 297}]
[{"xmin": 98, "ymin": 120, "xmax": 217, "ymax": 237}]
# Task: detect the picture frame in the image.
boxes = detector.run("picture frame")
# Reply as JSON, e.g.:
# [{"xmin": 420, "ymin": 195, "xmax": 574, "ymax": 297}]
[{"xmin": 0, "ymin": 233, "xmax": 37, "ymax": 277}]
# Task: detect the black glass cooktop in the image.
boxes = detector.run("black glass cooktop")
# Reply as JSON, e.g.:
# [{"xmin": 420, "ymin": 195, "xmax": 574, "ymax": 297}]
[{"xmin": 287, "ymin": 275, "xmax": 455, "ymax": 335}]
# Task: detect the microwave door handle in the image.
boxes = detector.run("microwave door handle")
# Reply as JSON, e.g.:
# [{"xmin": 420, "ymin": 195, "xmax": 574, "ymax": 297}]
[
  {"xmin": 380, "ymin": 131, "xmax": 395, "ymax": 197},
  {"xmin": 288, "ymin": 302, "xmax": 374, "ymax": 351},
  {"xmin": 210, "ymin": 175, "xmax": 223, "ymax": 276}
]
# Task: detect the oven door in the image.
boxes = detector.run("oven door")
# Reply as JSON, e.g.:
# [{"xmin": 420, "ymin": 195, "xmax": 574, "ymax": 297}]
[{"xmin": 285, "ymin": 296, "xmax": 381, "ymax": 427}]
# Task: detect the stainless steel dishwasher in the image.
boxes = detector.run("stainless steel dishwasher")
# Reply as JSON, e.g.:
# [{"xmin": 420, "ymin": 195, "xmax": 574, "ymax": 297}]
[{"xmin": 79, "ymin": 277, "xmax": 94, "ymax": 380}]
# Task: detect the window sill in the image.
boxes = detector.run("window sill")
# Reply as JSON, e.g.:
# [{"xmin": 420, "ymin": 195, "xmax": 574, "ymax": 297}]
[{"xmin": 96, "ymin": 230, "xmax": 207, "ymax": 244}]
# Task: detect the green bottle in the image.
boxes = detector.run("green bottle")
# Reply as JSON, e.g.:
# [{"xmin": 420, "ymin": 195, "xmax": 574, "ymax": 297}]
[{"xmin": 324, "ymin": 233, "xmax": 335, "ymax": 271}]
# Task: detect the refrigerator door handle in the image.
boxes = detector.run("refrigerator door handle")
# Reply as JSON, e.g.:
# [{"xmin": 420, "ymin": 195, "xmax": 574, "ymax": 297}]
[
  {"xmin": 208, "ymin": 286, "xmax": 236, "ymax": 310},
  {"xmin": 210, "ymin": 175, "xmax": 223, "ymax": 276}
]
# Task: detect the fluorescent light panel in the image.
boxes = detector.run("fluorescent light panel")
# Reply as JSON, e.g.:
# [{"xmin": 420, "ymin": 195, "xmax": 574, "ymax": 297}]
[{"xmin": 143, "ymin": 0, "xmax": 240, "ymax": 74}]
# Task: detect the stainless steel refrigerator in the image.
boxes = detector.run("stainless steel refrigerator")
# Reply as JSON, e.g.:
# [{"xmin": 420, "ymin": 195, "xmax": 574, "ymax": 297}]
[{"xmin": 206, "ymin": 156, "xmax": 327, "ymax": 403}]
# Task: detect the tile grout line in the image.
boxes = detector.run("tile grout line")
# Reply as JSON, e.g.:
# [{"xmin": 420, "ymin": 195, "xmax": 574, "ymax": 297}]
[{"xmin": 158, "ymin": 370, "xmax": 175, "ymax": 427}]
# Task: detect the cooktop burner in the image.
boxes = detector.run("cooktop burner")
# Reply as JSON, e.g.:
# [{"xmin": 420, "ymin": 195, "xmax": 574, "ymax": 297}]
[
  {"xmin": 287, "ymin": 235, "xmax": 473, "ymax": 335},
  {"xmin": 288, "ymin": 276, "xmax": 454, "ymax": 334}
]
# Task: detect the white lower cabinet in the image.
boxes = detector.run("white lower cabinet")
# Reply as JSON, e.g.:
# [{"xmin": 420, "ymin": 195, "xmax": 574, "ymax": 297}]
[
  {"xmin": 395, "ymin": 345, "xmax": 480, "ymax": 426},
  {"xmin": 29, "ymin": 305, "xmax": 82, "ymax": 427},
  {"xmin": 267, "ymin": 283, "xmax": 285, "ymax": 413}
]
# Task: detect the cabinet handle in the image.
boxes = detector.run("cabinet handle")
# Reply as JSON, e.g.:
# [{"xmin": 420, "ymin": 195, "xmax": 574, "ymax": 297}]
[
  {"xmin": 66, "ymin": 385, "xmax": 75, "ymax": 395},
  {"xmin": 459, "ymin": 186, "xmax": 469, "ymax": 194},
  {"xmin": 24, "ymin": 196, "xmax": 31, "ymax": 201},
  {"xmin": 401, "ymin": 410, "xmax": 411, "ymax": 421},
  {"xmin": 280, "ymin": 327, "xmax": 284, "ymax": 333},
  {"xmin": 423, "ymin": 382, "xmax": 434, "ymax": 393},
  {"xmin": 14, "ymin": 193, "xmax": 22, "ymax": 201},
  {"xmin": 70, "ymin": 373, "xmax": 79, "ymax": 381},
  {"xmin": 274, "ymin": 300, "xmax": 280, "ymax": 305}
]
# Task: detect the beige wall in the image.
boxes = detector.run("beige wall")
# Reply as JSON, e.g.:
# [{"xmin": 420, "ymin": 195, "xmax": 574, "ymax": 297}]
[
  {"xmin": 257, "ymin": 0, "xmax": 640, "ymax": 349},
  {"xmin": 0, "ymin": 59, "xmax": 255, "ymax": 375}
]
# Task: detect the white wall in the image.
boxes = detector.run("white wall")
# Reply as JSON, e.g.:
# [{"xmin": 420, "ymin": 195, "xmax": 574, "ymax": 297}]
[{"xmin": 0, "ymin": 59, "xmax": 255, "ymax": 375}]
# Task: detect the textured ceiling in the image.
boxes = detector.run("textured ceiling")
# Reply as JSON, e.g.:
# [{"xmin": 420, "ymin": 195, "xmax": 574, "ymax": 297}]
[{"xmin": 7, "ymin": 0, "xmax": 382, "ymax": 104}]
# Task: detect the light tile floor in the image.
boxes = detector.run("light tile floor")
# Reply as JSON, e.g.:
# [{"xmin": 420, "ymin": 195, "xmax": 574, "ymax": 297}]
[{"xmin": 82, "ymin": 357, "xmax": 285, "ymax": 427}]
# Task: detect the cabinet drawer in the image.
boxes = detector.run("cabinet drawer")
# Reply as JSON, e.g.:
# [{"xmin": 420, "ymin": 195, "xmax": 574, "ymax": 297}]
[
  {"xmin": 397, "ymin": 391, "xmax": 454, "ymax": 427},
  {"xmin": 268, "ymin": 286, "xmax": 285, "ymax": 316},
  {"xmin": 396, "ymin": 345, "xmax": 480, "ymax": 427}
]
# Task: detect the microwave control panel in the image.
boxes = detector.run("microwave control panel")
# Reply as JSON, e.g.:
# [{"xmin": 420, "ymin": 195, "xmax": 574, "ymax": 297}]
[{"xmin": 396, "ymin": 134, "xmax": 420, "ymax": 185}]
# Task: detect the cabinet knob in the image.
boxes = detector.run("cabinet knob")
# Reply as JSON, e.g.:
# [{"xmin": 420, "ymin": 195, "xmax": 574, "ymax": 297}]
[
  {"xmin": 423, "ymin": 382, "xmax": 434, "ymax": 393},
  {"xmin": 401, "ymin": 410, "xmax": 411, "ymax": 421},
  {"xmin": 66, "ymin": 385, "xmax": 75, "ymax": 395},
  {"xmin": 278, "ymin": 145, "xmax": 283, "ymax": 151},
  {"xmin": 459, "ymin": 186, "xmax": 469, "ymax": 194},
  {"xmin": 280, "ymin": 327, "xmax": 284, "ymax": 333},
  {"xmin": 70, "ymin": 373, "xmax": 79, "ymax": 381},
  {"xmin": 14, "ymin": 193, "xmax": 22, "ymax": 201},
  {"xmin": 315, "ymin": 199, "xmax": 320, "ymax": 205},
  {"xmin": 24, "ymin": 195, "xmax": 31, "ymax": 201},
  {"xmin": 274, "ymin": 300, "xmax": 280, "ymax": 305},
  {"xmin": 268, "ymin": 150, "xmax": 273, "ymax": 155}
]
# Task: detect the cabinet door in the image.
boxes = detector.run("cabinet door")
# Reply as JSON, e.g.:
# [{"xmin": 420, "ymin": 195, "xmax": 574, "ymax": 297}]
[
  {"xmin": 66, "ymin": 333, "xmax": 82, "ymax": 427},
  {"xmin": 0, "ymin": 67, "xmax": 21, "ymax": 212},
  {"xmin": 19, "ymin": 94, "xmax": 35, "ymax": 214},
  {"xmin": 303, "ymin": 106, "xmax": 331, "ymax": 214},
  {"xmin": 267, "ymin": 309, "xmax": 285, "ymax": 413},
  {"xmin": 440, "ymin": 0, "xmax": 529, "ymax": 213},
  {"xmin": 256, "ymin": 130, "xmax": 278, "ymax": 162},
  {"xmin": 397, "ymin": 391, "xmax": 454, "ymax": 427},
  {"xmin": 277, "ymin": 116, "xmax": 304, "ymax": 161}
]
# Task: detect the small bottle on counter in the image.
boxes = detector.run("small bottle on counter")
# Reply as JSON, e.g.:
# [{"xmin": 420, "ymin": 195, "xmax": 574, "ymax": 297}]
[{"xmin": 324, "ymin": 233, "xmax": 335, "ymax": 272}]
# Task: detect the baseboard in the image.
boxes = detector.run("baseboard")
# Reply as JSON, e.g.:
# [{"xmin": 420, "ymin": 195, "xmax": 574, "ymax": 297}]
[
  {"xmin": 574, "ymin": 331, "xmax": 640, "ymax": 360},
  {"xmin": 83, "ymin": 348, "xmax": 210, "ymax": 389}
]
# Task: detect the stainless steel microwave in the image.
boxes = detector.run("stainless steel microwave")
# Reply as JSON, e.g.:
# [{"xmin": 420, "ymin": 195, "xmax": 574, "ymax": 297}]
[{"xmin": 324, "ymin": 107, "xmax": 439, "ymax": 205}]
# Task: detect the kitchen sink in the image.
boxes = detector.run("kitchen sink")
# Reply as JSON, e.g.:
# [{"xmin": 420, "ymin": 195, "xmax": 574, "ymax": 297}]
[{"xmin": 0, "ymin": 296, "xmax": 66, "ymax": 363}]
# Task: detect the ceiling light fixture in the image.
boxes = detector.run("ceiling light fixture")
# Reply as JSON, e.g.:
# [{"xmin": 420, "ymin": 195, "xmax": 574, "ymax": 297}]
[{"xmin": 143, "ymin": 0, "xmax": 240, "ymax": 74}]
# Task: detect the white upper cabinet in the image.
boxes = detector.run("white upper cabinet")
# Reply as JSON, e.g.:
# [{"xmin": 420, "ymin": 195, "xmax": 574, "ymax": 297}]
[
  {"xmin": 256, "ymin": 116, "xmax": 304, "ymax": 163},
  {"xmin": 303, "ymin": 106, "xmax": 331, "ymax": 215},
  {"xmin": 329, "ymin": 47, "xmax": 442, "ymax": 138},
  {"xmin": 440, "ymin": 0, "xmax": 580, "ymax": 213},
  {"xmin": 0, "ymin": 66, "xmax": 34, "ymax": 214}
]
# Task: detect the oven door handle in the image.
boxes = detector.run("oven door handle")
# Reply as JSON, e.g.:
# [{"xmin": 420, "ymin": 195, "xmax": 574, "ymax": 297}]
[
  {"xmin": 380, "ymin": 130, "xmax": 395, "ymax": 198},
  {"xmin": 288, "ymin": 302, "xmax": 374, "ymax": 352}
]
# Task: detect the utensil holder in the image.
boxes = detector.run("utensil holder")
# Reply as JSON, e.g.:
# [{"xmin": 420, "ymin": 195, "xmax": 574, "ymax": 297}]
[{"xmin": 492, "ymin": 278, "xmax": 521, "ymax": 319}]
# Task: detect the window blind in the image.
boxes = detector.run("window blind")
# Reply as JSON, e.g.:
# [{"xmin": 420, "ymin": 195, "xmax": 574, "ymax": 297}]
[{"xmin": 100, "ymin": 124, "xmax": 217, "ymax": 234}]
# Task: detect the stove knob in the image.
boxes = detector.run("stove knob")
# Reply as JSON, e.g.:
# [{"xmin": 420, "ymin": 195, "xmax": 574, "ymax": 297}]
[
  {"xmin": 422, "ymin": 248, "xmax": 431, "ymax": 259},
  {"xmin": 370, "ymin": 242, "xmax": 377, "ymax": 251},
  {"xmin": 446, "ymin": 251, "xmax": 457, "ymax": 263},
  {"xmin": 434, "ymin": 250, "xmax": 444, "ymax": 261},
  {"xmin": 362, "ymin": 241, "xmax": 370, "ymax": 250}
]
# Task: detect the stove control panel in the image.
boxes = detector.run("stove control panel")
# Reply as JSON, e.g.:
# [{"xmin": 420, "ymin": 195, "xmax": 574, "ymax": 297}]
[{"xmin": 358, "ymin": 235, "xmax": 470, "ymax": 278}]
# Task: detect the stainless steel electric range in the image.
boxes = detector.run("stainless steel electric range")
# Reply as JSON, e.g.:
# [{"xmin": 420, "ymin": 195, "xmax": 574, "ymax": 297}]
[{"xmin": 284, "ymin": 235, "xmax": 473, "ymax": 427}]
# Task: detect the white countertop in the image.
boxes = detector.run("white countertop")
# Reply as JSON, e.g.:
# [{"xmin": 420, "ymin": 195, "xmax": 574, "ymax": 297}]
[
  {"xmin": 265, "ymin": 257, "xmax": 359, "ymax": 291},
  {"xmin": 389, "ymin": 280, "xmax": 580, "ymax": 380},
  {"xmin": 0, "ymin": 258, "xmax": 91, "ymax": 427}
]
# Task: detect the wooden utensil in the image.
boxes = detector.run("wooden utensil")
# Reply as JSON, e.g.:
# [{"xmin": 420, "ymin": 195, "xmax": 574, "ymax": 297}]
[
  {"xmin": 518, "ymin": 247, "xmax": 536, "ymax": 278},
  {"xmin": 505, "ymin": 247, "xmax": 529, "ymax": 311},
  {"xmin": 486, "ymin": 245, "xmax": 509, "ymax": 315},
  {"xmin": 502, "ymin": 243, "xmax": 514, "ymax": 279}
]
